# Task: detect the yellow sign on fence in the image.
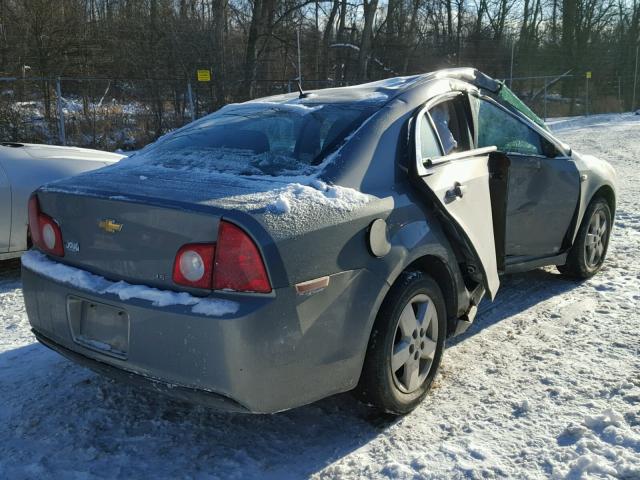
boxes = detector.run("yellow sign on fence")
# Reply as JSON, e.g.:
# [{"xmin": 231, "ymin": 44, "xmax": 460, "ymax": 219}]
[
  {"xmin": 586, "ymin": 71, "xmax": 592, "ymax": 79},
  {"xmin": 197, "ymin": 69, "xmax": 211, "ymax": 82}
]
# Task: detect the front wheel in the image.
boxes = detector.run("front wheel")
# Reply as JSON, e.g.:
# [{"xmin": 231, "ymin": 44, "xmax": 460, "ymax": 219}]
[
  {"xmin": 558, "ymin": 197, "xmax": 612, "ymax": 279},
  {"xmin": 356, "ymin": 271, "xmax": 447, "ymax": 415}
]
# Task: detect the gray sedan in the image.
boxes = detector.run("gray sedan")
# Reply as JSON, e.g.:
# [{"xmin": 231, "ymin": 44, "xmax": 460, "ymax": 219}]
[{"xmin": 21, "ymin": 68, "xmax": 616, "ymax": 414}]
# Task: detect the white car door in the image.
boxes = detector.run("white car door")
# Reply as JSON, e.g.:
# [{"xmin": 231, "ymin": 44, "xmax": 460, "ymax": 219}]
[
  {"xmin": 413, "ymin": 92, "xmax": 501, "ymax": 300},
  {"xmin": 0, "ymin": 161, "xmax": 11, "ymax": 252}
]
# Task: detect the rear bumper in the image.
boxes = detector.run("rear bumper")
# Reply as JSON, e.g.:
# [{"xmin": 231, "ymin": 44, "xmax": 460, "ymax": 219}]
[
  {"xmin": 34, "ymin": 329, "xmax": 249, "ymax": 413},
  {"xmin": 22, "ymin": 263, "xmax": 384, "ymax": 413}
]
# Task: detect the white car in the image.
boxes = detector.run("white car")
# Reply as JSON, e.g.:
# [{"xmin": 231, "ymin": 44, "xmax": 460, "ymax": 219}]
[{"xmin": 0, "ymin": 143, "xmax": 123, "ymax": 260}]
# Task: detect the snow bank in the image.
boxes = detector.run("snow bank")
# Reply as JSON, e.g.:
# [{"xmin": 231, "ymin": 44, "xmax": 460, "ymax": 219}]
[
  {"xmin": 547, "ymin": 112, "xmax": 640, "ymax": 132},
  {"xmin": 558, "ymin": 408, "xmax": 640, "ymax": 478},
  {"xmin": 21, "ymin": 251, "xmax": 238, "ymax": 316}
]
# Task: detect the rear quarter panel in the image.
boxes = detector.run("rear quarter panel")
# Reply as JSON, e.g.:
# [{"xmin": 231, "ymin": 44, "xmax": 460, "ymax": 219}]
[
  {"xmin": 244, "ymin": 179, "xmax": 469, "ymax": 376},
  {"xmin": 245, "ymin": 189, "xmax": 467, "ymax": 387}
]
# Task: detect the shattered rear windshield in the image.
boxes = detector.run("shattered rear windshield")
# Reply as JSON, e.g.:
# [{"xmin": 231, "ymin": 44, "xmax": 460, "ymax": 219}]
[{"xmin": 128, "ymin": 102, "xmax": 380, "ymax": 176}]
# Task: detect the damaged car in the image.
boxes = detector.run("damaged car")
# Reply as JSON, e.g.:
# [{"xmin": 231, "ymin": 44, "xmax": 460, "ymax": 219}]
[{"xmin": 21, "ymin": 68, "xmax": 616, "ymax": 414}]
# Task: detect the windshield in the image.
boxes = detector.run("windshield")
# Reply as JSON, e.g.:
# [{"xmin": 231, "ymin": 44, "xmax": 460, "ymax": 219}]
[
  {"xmin": 129, "ymin": 102, "xmax": 379, "ymax": 177},
  {"xmin": 497, "ymin": 83, "xmax": 550, "ymax": 132}
]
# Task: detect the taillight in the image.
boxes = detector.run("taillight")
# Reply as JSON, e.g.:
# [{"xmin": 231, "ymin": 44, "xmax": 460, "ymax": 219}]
[
  {"xmin": 172, "ymin": 244, "xmax": 215, "ymax": 289},
  {"xmin": 172, "ymin": 221, "xmax": 271, "ymax": 293},
  {"xmin": 28, "ymin": 196, "xmax": 41, "ymax": 247},
  {"xmin": 213, "ymin": 221, "xmax": 271, "ymax": 293},
  {"xmin": 28, "ymin": 195, "xmax": 64, "ymax": 257}
]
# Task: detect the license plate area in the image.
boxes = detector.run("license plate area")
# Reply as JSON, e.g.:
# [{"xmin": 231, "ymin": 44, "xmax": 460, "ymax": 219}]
[{"xmin": 67, "ymin": 296, "xmax": 129, "ymax": 359}]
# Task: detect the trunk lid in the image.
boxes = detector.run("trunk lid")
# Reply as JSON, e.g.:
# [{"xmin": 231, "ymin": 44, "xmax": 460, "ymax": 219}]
[{"xmin": 37, "ymin": 190, "xmax": 220, "ymax": 291}]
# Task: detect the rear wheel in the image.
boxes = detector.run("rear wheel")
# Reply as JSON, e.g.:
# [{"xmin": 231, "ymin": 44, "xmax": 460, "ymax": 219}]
[
  {"xmin": 558, "ymin": 197, "xmax": 612, "ymax": 279},
  {"xmin": 356, "ymin": 271, "xmax": 446, "ymax": 415}
]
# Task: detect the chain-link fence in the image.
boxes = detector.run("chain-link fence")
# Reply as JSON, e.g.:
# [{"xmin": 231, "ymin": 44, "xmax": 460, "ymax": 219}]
[
  {"xmin": 0, "ymin": 76, "xmax": 351, "ymax": 150},
  {"xmin": 507, "ymin": 73, "xmax": 638, "ymax": 120},
  {"xmin": 1, "ymin": 72, "xmax": 638, "ymax": 150},
  {"xmin": 0, "ymin": 77, "xmax": 202, "ymax": 150}
]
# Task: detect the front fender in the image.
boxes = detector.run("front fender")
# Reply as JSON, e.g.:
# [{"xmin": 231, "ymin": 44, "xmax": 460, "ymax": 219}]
[{"xmin": 570, "ymin": 151, "xmax": 617, "ymax": 243}]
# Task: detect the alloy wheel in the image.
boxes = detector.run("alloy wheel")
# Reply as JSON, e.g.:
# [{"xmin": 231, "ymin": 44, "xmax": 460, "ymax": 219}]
[
  {"xmin": 584, "ymin": 209, "xmax": 608, "ymax": 269},
  {"xmin": 390, "ymin": 294, "xmax": 439, "ymax": 394}
]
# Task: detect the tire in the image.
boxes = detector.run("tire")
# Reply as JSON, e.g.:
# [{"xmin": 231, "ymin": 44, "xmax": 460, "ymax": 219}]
[
  {"xmin": 557, "ymin": 197, "xmax": 612, "ymax": 279},
  {"xmin": 356, "ymin": 270, "xmax": 447, "ymax": 415}
]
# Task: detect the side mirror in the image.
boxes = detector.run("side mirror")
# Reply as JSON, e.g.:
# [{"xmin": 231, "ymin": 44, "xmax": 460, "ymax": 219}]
[
  {"xmin": 541, "ymin": 137, "xmax": 560, "ymax": 158},
  {"xmin": 562, "ymin": 142, "xmax": 573, "ymax": 157}
]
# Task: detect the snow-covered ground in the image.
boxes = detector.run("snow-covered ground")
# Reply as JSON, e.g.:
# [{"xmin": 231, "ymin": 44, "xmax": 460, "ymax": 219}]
[{"xmin": 0, "ymin": 113, "xmax": 638, "ymax": 479}]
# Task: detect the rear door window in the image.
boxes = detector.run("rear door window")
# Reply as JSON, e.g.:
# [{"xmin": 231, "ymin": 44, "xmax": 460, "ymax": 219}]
[
  {"xmin": 418, "ymin": 115, "xmax": 442, "ymax": 159},
  {"xmin": 428, "ymin": 97, "xmax": 471, "ymax": 156}
]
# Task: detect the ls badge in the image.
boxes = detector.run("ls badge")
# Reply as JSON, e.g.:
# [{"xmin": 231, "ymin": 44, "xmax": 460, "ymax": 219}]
[
  {"xmin": 99, "ymin": 219, "xmax": 123, "ymax": 233},
  {"xmin": 65, "ymin": 241, "xmax": 80, "ymax": 253}
]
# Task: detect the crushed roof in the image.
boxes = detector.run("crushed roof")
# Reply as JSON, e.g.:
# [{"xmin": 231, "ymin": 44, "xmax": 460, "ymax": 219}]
[{"xmin": 252, "ymin": 68, "xmax": 500, "ymax": 107}]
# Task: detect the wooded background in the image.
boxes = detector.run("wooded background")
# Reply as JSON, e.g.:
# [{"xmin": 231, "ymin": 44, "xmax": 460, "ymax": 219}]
[{"xmin": 0, "ymin": 0, "xmax": 638, "ymax": 148}]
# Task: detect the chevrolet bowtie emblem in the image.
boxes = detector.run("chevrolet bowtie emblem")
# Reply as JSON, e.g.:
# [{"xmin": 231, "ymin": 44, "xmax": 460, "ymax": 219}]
[{"xmin": 98, "ymin": 219, "xmax": 123, "ymax": 233}]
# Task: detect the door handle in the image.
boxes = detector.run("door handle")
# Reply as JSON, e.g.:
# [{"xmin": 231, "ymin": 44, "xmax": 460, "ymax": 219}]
[{"xmin": 445, "ymin": 182, "xmax": 466, "ymax": 201}]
